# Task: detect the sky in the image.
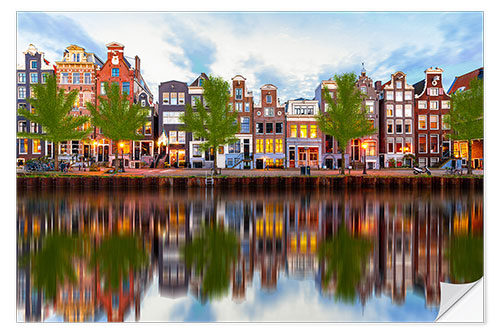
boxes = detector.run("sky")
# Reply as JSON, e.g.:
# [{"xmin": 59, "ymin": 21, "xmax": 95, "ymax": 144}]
[{"xmin": 16, "ymin": 12, "xmax": 483, "ymax": 104}]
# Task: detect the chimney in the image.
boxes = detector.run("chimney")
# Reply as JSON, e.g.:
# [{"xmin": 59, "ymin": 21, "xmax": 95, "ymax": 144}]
[
  {"xmin": 135, "ymin": 55, "xmax": 141, "ymax": 77},
  {"xmin": 375, "ymin": 80, "xmax": 382, "ymax": 91}
]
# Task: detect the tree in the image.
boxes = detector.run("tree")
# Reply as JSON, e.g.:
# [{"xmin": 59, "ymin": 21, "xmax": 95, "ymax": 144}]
[
  {"xmin": 180, "ymin": 75, "xmax": 239, "ymax": 174},
  {"xmin": 316, "ymin": 72, "xmax": 376, "ymax": 175},
  {"xmin": 182, "ymin": 226, "xmax": 238, "ymax": 300},
  {"xmin": 17, "ymin": 74, "xmax": 91, "ymax": 169},
  {"xmin": 86, "ymin": 82, "xmax": 149, "ymax": 171},
  {"xmin": 445, "ymin": 77, "xmax": 483, "ymax": 175},
  {"xmin": 447, "ymin": 234, "xmax": 483, "ymax": 284}
]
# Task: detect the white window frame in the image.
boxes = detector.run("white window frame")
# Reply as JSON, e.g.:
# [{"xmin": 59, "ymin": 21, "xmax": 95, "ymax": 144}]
[
  {"xmin": 429, "ymin": 88, "xmax": 439, "ymax": 96},
  {"xmin": 18, "ymin": 72, "xmax": 26, "ymax": 83},
  {"xmin": 365, "ymin": 100, "xmax": 375, "ymax": 113},
  {"xmin": 395, "ymin": 137, "xmax": 403, "ymax": 154},
  {"xmin": 442, "ymin": 115, "xmax": 451, "ymax": 130},
  {"xmin": 395, "ymin": 91, "xmax": 403, "ymax": 102},
  {"xmin": 18, "ymin": 138, "xmax": 28, "ymax": 155},
  {"xmin": 163, "ymin": 92, "xmax": 170, "ymax": 105},
  {"xmin": 418, "ymin": 134, "xmax": 427, "ymax": 154},
  {"xmin": 386, "ymin": 104, "xmax": 394, "ymax": 117},
  {"xmin": 396, "ymin": 81, "xmax": 402, "ymax": 89},
  {"xmin": 245, "ymin": 102, "xmax": 250, "ymax": 112},
  {"xmin": 430, "ymin": 100, "xmax": 439, "ymax": 110},
  {"xmin": 386, "ymin": 91, "xmax": 394, "ymax": 100},
  {"xmin": 18, "ymin": 87, "xmax": 26, "ymax": 99},
  {"xmin": 404, "ymin": 119, "xmax": 412, "ymax": 134},
  {"xmin": 32, "ymin": 139, "xmax": 41, "ymax": 155},
  {"xmin": 235, "ymin": 102, "xmax": 243, "ymax": 112},
  {"xmin": 418, "ymin": 115, "xmax": 427, "ymax": 130},
  {"xmin": 266, "ymin": 95, "xmax": 272, "ymax": 104},
  {"xmin": 395, "ymin": 119, "xmax": 403, "ymax": 134},
  {"xmin": 405, "ymin": 138, "xmax": 413, "ymax": 153},
  {"xmin": 395, "ymin": 105, "xmax": 403, "ymax": 117},
  {"xmin": 418, "ymin": 100, "xmax": 427, "ymax": 109},
  {"xmin": 404, "ymin": 91, "xmax": 412, "ymax": 101},
  {"xmin": 387, "ymin": 119, "xmax": 394, "ymax": 134},
  {"xmin": 387, "ymin": 137, "xmax": 394, "ymax": 154},
  {"xmin": 430, "ymin": 115, "xmax": 439, "ymax": 130},
  {"xmin": 404, "ymin": 104, "xmax": 412, "ymax": 117},
  {"xmin": 442, "ymin": 100, "xmax": 450, "ymax": 109},
  {"xmin": 430, "ymin": 134, "xmax": 439, "ymax": 154}
]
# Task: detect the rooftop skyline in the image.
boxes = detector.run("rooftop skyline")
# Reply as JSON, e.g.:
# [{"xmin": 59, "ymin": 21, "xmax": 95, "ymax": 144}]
[{"xmin": 17, "ymin": 12, "xmax": 483, "ymax": 102}]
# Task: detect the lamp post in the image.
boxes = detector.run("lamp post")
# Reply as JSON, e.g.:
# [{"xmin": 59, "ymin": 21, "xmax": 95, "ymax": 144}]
[
  {"xmin": 362, "ymin": 142, "xmax": 368, "ymax": 175},
  {"xmin": 119, "ymin": 142, "xmax": 125, "ymax": 171}
]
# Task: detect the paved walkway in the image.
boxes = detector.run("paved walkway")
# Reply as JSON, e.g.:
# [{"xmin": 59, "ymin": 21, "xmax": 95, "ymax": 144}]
[{"xmin": 20, "ymin": 167, "xmax": 483, "ymax": 177}]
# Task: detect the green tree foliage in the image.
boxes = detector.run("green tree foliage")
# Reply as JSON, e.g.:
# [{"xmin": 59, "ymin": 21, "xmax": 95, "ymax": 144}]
[
  {"xmin": 90, "ymin": 234, "xmax": 148, "ymax": 292},
  {"xmin": 182, "ymin": 226, "xmax": 239, "ymax": 301},
  {"xmin": 318, "ymin": 225, "xmax": 372, "ymax": 303},
  {"xmin": 316, "ymin": 72, "xmax": 376, "ymax": 174},
  {"xmin": 445, "ymin": 78, "xmax": 484, "ymax": 174},
  {"xmin": 17, "ymin": 74, "xmax": 91, "ymax": 168},
  {"xmin": 180, "ymin": 75, "xmax": 239, "ymax": 174},
  {"xmin": 86, "ymin": 82, "xmax": 149, "ymax": 170}
]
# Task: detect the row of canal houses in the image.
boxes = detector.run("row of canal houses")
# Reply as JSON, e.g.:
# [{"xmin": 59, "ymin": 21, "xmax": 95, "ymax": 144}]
[{"xmin": 16, "ymin": 42, "xmax": 484, "ymax": 169}]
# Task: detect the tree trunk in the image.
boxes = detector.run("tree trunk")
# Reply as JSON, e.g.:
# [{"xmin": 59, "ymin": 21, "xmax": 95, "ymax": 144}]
[
  {"xmin": 54, "ymin": 142, "xmax": 59, "ymax": 171},
  {"xmin": 213, "ymin": 146, "xmax": 218, "ymax": 175},
  {"xmin": 340, "ymin": 148, "xmax": 345, "ymax": 175},
  {"xmin": 115, "ymin": 142, "xmax": 120, "ymax": 172},
  {"xmin": 468, "ymin": 140, "xmax": 473, "ymax": 175}
]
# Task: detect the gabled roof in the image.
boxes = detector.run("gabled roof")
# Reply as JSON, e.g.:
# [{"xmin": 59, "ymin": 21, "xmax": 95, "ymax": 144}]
[
  {"xmin": 261, "ymin": 83, "xmax": 277, "ymax": 90},
  {"xmin": 413, "ymin": 79, "xmax": 426, "ymax": 96},
  {"xmin": 190, "ymin": 73, "xmax": 210, "ymax": 87},
  {"xmin": 106, "ymin": 42, "xmax": 125, "ymax": 49},
  {"xmin": 448, "ymin": 67, "xmax": 484, "ymax": 94}
]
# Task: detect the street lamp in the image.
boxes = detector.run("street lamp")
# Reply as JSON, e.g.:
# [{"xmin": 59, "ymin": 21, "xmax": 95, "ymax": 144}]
[
  {"xmin": 362, "ymin": 142, "xmax": 368, "ymax": 175},
  {"xmin": 119, "ymin": 142, "xmax": 125, "ymax": 171}
]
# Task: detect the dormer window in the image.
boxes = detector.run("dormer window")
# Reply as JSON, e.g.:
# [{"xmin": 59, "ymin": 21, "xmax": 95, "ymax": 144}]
[
  {"xmin": 266, "ymin": 94, "xmax": 272, "ymax": 104},
  {"xmin": 30, "ymin": 60, "xmax": 37, "ymax": 69},
  {"xmin": 396, "ymin": 81, "xmax": 402, "ymax": 89},
  {"xmin": 112, "ymin": 68, "xmax": 119, "ymax": 77},
  {"xmin": 235, "ymin": 88, "xmax": 243, "ymax": 100}
]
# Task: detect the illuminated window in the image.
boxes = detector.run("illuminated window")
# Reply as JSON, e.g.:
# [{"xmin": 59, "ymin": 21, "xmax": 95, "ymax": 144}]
[
  {"xmin": 300, "ymin": 125, "xmax": 307, "ymax": 138},
  {"xmin": 419, "ymin": 135, "xmax": 427, "ymax": 153},
  {"xmin": 405, "ymin": 119, "xmax": 412, "ymax": 134},
  {"xmin": 219, "ymin": 146, "xmax": 224, "ymax": 154},
  {"xmin": 310, "ymin": 125, "xmax": 317, "ymax": 138},
  {"xmin": 145, "ymin": 122, "xmax": 152, "ymax": 135},
  {"xmin": 404, "ymin": 138, "xmax": 412, "ymax": 153},
  {"xmin": 19, "ymin": 139, "xmax": 28, "ymax": 154},
  {"xmin": 430, "ymin": 135, "xmax": 439, "ymax": 153},
  {"xmin": 290, "ymin": 124, "xmax": 297, "ymax": 137},
  {"xmin": 418, "ymin": 115, "xmax": 427, "ymax": 129},
  {"xmin": 387, "ymin": 138, "xmax": 394, "ymax": 153},
  {"xmin": 275, "ymin": 139, "xmax": 283, "ymax": 153},
  {"xmin": 365, "ymin": 100, "xmax": 374, "ymax": 113},
  {"xmin": 256, "ymin": 139, "xmax": 264, "ymax": 153},
  {"xmin": 396, "ymin": 137, "xmax": 403, "ymax": 153},
  {"xmin": 265, "ymin": 139, "xmax": 274, "ymax": 153},
  {"xmin": 366, "ymin": 141, "xmax": 376, "ymax": 156},
  {"xmin": 386, "ymin": 104, "xmax": 393, "ymax": 117},
  {"xmin": 430, "ymin": 115, "xmax": 439, "ymax": 129}
]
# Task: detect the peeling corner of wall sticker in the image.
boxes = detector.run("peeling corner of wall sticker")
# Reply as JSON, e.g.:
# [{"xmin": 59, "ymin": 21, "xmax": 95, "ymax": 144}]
[{"xmin": 435, "ymin": 278, "xmax": 484, "ymax": 322}]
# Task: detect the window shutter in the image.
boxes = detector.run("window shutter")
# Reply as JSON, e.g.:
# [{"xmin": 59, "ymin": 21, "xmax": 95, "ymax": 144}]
[
  {"xmin": 427, "ymin": 88, "xmax": 431, "ymax": 95},
  {"xmin": 439, "ymin": 88, "xmax": 444, "ymax": 95}
]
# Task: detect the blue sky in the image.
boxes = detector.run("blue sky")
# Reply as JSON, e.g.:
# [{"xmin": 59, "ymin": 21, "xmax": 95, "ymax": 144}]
[{"xmin": 17, "ymin": 12, "xmax": 483, "ymax": 103}]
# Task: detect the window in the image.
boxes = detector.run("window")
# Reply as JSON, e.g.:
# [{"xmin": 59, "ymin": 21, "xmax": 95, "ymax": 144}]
[
  {"xmin": 112, "ymin": 68, "xmax": 119, "ymax": 77},
  {"xmin": 418, "ymin": 100, "xmax": 427, "ymax": 109},
  {"xmin": 241, "ymin": 117, "xmax": 250, "ymax": 133},
  {"xmin": 33, "ymin": 139, "xmax": 41, "ymax": 154},
  {"xmin": 442, "ymin": 100, "xmax": 450, "ymax": 109},
  {"xmin": 405, "ymin": 138, "xmax": 412, "ymax": 153},
  {"xmin": 266, "ymin": 95, "xmax": 272, "ymax": 104},
  {"xmin": 386, "ymin": 104, "xmax": 393, "ymax": 117},
  {"xmin": 366, "ymin": 141, "xmax": 376, "ymax": 156},
  {"xmin": 72, "ymin": 73, "xmax": 80, "ymax": 84},
  {"xmin": 430, "ymin": 115, "xmax": 439, "ymax": 129},
  {"xmin": 178, "ymin": 93, "xmax": 185, "ymax": 104},
  {"xmin": 265, "ymin": 139, "xmax": 274, "ymax": 153},
  {"xmin": 122, "ymin": 82, "xmax": 130, "ymax": 95},
  {"xmin": 30, "ymin": 73, "xmax": 38, "ymax": 83},
  {"xmin": 162, "ymin": 92, "xmax": 169, "ymax": 104},
  {"xmin": 404, "ymin": 119, "xmax": 412, "ymax": 134},
  {"xmin": 228, "ymin": 141, "xmax": 240, "ymax": 153},
  {"xmin": 178, "ymin": 131, "xmax": 185, "ymax": 143},
  {"xmin": 100, "ymin": 82, "xmax": 106, "ymax": 95},
  {"xmin": 30, "ymin": 60, "xmax": 37, "ymax": 69},
  {"xmin": 19, "ymin": 139, "xmax": 28, "ymax": 154},
  {"xmin": 42, "ymin": 73, "xmax": 48, "ymax": 83},
  {"xmin": 430, "ymin": 100, "xmax": 439, "ymax": 110},
  {"xmin": 396, "ymin": 91, "xmax": 403, "ymax": 102},
  {"xmin": 18, "ymin": 87, "xmax": 26, "ymax": 99},
  {"xmin": 191, "ymin": 95, "xmax": 201, "ymax": 105},
  {"xmin": 141, "ymin": 100, "xmax": 146, "ymax": 107},
  {"xmin": 256, "ymin": 122, "xmax": 264, "ymax": 134},
  {"xmin": 18, "ymin": 72, "xmax": 26, "ymax": 83},
  {"xmin": 429, "ymin": 88, "xmax": 439, "ymax": 96},
  {"xmin": 310, "ymin": 125, "xmax": 317, "ymax": 138},
  {"xmin": 418, "ymin": 115, "xmax": 427, "ymax": 129},
  {"xmin": 163, "ymin": 112, "xmax": 184, "ymax": 124},
  {"xmin": 419, "ymin": 135, "xmax": 427, "ymax": 153},
  {"xmin": 169, "ymin": 131, "xmax": 177, "ymax": 143},
  {"xmin": 245, "ymin": 102, "xmax": 250, "ymax": 112},
  {"xmin": 18, "ymin": 121, "xmax": 27, "ymax": 132},
  {"xmin": 404, "ymin": 104, "xmax": 412, "ymax": 117},
  {"xmin": 360, "ymin": 86, "xmax": 367, "ymax": 94},
  {"xmin": 256, "ymin": 139, "xmax": 264, "ymax": 153},
  {"xmin": 386, "ymin": 91, "xmax": 393, "ymax": 100},
  {"xmin": 84, "ymin": 73, "xmax": 91, "ymax": 84},
  {"xmin": 442, "ymin": 115, "xmax": 451, "ymax": 130},
  {"xmin": 395, "ymin": 119, "xmax": 403, "ymax": 134},
  {"xmin": 395, "ymin": 105, "xmax": 403, "ymax": 117},
  {"xmin": 405, "ymin": 91, "xmax": 412, "ymax": 100},
  {"xmin": 387, "ymin": 119, "xmax": 394, "ymax": 134},
  {"xmin": 300, "ymin": 125, "xmax": 307, "ymax": 138},
  {"xmin": 275, "ymin": 139, "xmax": 283, "ymax": 153},
  {"xmin": 170, "ymin": 92, "xmax": 178, "ymax": 105},
  {"xmin": 396, "ymin": 81, "xmax": 402, "ymax": 89},
  {"xmin": 145, "ymin": 122, "xmax": 152, "ymax": 135},
  {"xmin": 235, "ymin": 102, "xmax": 242, "ymax": 112},
  {"xmin": 396, "ymin": 137, "xmax": 403, "ymax": 154},
  {"xmin": 387, "ymin": 138, "xmax": 394, "ymax": 153},
  {"xmin": 235, "ymin": 88, "xmax": 243, "ymax": 100},
  {"xmin": 264, "ymin": 107, "xmax": 274, "ymax": 117},
  {"xmin": 275, "ymin": 122, "xmax": 283, "ymax": 134},
  {"xmin": 430, "ymin": 135, "xmax": 439, "ymax": 153},
  {"xmin": 266, "ymin": 122, "xmax": 273, "ymax": 134},
  {"xmin": 31, "ymin": 122, "xmax": 38, "ymax": 133},
  {"xmin": 290, "ymin": 124, "xmax": 297, "ymax": 137},
  {"xmin": 71, "ymin": 140, "xmax": 79, "ymax": 155},
  {"xmin": 192, "ymin": 144, "xmax": 201, "ymax": 157},
  {"xmin": 365, "ymin": 100, "xmax": 374, "ymax": 113}
]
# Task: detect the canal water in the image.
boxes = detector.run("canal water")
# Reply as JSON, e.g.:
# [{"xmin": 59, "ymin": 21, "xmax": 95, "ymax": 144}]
[{"xmin": 16, "ymin": 187, "xmax": 483, "ymax": 322}]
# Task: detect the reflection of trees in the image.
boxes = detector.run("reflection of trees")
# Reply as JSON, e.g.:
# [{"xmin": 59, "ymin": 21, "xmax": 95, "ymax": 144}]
[
  {"xmin": 318, "ymin": 225, "xmax": 371, "ymax": 303},
  {"xmin": 183, "ymin": 226, "xmax": 238, "ymax": 300},
  {"xmin": 30, "ymin": 233, "xmax": 81, "ymax": 301},
  {"xmin": 447, "ymin": 235, "xmax": 483, "ymax": 284},
  {"xmin": 91, "ymin": 234, "xmax": 148, "ymax": 292}
]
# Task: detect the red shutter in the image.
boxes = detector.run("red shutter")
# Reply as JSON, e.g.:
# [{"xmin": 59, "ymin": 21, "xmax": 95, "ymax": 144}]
[
  {"xmin": 427, "ymin": 88, "xmax": 431, "ymax": 95},
  {"xmin": 439, "ymin": 88, "xmax": 444, "ymax": 95}
]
